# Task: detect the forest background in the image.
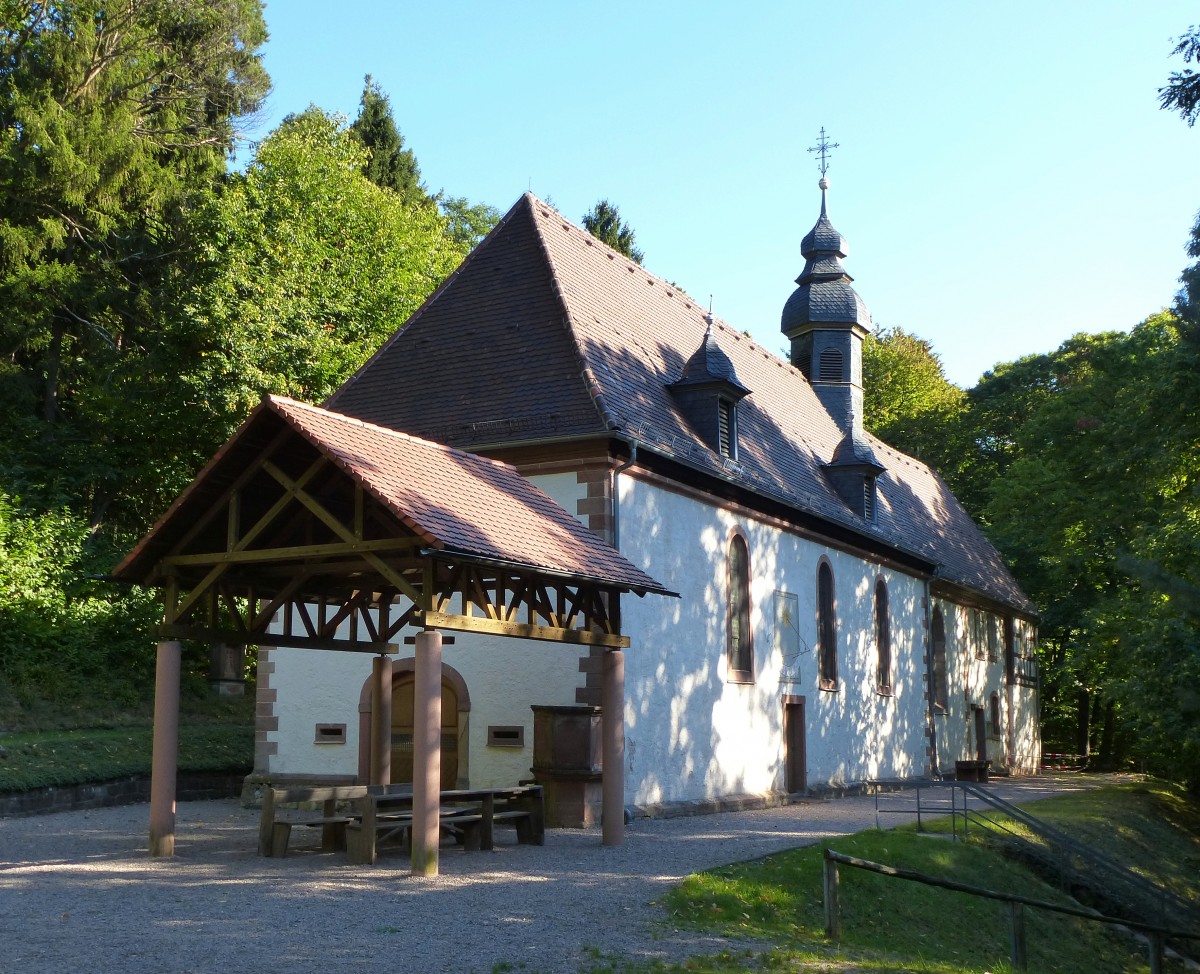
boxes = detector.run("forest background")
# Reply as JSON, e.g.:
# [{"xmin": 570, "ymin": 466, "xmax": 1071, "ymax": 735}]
[{"xmin": 1, "ymin": 2, "xmax": 1198, "ymax": 789}]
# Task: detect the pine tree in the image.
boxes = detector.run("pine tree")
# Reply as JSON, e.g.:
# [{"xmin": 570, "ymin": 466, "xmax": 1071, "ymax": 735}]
[
  {"xmin": 582, "ymin": 200, "xmax": 644, "ymax": 264},
  {"xmin": 349, "ymin": 75, "xmax": 428, "ymax": 206}
]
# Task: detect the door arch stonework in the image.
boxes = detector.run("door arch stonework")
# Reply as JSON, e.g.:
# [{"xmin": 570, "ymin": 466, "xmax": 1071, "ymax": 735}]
[{"xmin": 358, "ymin": 659, "xmax": 472, "ymax": 788}]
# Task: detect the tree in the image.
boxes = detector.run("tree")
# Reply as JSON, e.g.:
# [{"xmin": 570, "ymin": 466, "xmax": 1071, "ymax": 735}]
[
  {"xmin": 349, "ymin": 75, "xmax": 427, "ymax": 205},
  {"xmin": 582, "ymin": 199, "xmax": 644, "ymax": 263},
  {"xmin": 979, "ymin": 317, "xmax": 1200, "ymax": 786},
  {"xmin": 176, "ymin": 109, "xmax": 466, "ymax": 475},
  {"xmin": 1160, "ymin": 25, "xmax": 1200, "ymax": 126},
  {"xmin": 437, "ymin": 195, "xmax": 500, "ymax": 251},
  {"xmin": 861, "ymin": 326, "xmax": 967, "ymax": 486},
  {"xmin": 0, "ymin": 0, "xmax": 269, "ymax": 530}
]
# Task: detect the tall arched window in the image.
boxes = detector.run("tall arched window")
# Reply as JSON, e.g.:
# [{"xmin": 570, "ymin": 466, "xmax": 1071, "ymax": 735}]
[
  {"xmin": 875, "ymin": 578, "xmax": 891, "ymax": 694},
  {"xmin": 990, "ymin": 691, "xmax": 1002, "ymax": 736},
  {"xmin": 726, "ymin": 535, "xmax": 753, "ymax": 682},
  {"xmin": 818, "ymin": 561, "xmax": 838, "ymax": 690},
  {"xmin": 930, "ymin": 607, "xmax": 948, "ymax": 711}
]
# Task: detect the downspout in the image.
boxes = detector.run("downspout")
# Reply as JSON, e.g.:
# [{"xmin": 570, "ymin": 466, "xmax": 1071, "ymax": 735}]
[
  {"xmin": 611, "ymin": 440, "xmax": 638, "ymax": 551},
  {"xmin": 924, "ymin": 576, "xmax": 941, "ymax": 779}
]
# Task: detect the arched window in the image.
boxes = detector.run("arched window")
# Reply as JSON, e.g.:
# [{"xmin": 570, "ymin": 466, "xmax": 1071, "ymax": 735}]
[
  {"xmin": 990, "ymin": 691, "xmax": 1002, "ymax": 736},
  {"xmin": 875, "ymin": 578, "xmax": 891, "ymax": 694},
  {"xmin": 930, "ymin": 607, "xmax": 948, "ymax": 711},
  {"xmin": 1004, "ymin": 617, "xmax": 1016, "ymax": 685},
  {"xmin": 818, "ymin": 561, "xmax": 838, "ymax": 690},
  {"xmin": 726, "ymin": 535, "xmax": 753, "ymax": 681}
]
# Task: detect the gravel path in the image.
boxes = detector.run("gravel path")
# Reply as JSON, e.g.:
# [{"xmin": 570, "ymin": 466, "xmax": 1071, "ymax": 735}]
[{"xmin": 0, "ymin": 775, "xmax": 1098, "ymax": 974}]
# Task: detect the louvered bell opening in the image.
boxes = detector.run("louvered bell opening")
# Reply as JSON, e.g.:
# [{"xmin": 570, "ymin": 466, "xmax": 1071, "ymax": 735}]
[
  {"xmin": 718, "ymin": 401, "xmax": 732, "ymax": 457},
  {"xmin": 791, "ymin": 333, "xmax": 813, "ymax": 379},
  {"xmin": 864, "ymin": 476, "xmax": 876, "ymax": 521},
  {"xmin": 819, "ymin": 347, "xmax": 844, "ymax": 383}
]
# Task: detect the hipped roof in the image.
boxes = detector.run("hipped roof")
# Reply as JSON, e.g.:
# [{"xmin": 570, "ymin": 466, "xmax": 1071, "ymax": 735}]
[
  {"xmin": 115, "ymin": 395, "xmax": 671, "ymax": 597},
  {"xmin": 329, "ymin": 193, "xmax": 1035, "ymax": 616}
]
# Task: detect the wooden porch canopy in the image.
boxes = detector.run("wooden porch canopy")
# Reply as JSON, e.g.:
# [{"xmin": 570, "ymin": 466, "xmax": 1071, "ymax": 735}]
[{"xmin": 113, "ymin": 395, "xmax": 672, "ymax": 871}]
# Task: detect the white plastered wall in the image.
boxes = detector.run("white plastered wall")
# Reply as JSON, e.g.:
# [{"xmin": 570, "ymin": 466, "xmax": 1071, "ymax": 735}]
[
  {"xmin": 616, "ymin": 473, "xmax": 933, "ymax": 805},
  {"xmin": 928, "ymin": 601, "xmax": 1041, "ymax": 775}
]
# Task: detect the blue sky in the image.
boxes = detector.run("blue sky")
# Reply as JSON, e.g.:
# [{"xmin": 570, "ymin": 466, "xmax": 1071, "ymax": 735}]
[{"xmin": 251, "ymin": 2, "xmax": 1196, "ymax": 387}]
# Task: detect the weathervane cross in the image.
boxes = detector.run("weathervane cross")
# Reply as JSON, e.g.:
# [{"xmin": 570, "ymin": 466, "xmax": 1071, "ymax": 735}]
[{"xmin": 807, "ymin": 126, "xmax": 839, "ymax": 177}]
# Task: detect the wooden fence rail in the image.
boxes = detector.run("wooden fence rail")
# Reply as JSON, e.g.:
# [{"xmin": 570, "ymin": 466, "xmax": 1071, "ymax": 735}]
[{"xmin": 822, "ymin": 848, "xmax": 1200, "ymax": 973}]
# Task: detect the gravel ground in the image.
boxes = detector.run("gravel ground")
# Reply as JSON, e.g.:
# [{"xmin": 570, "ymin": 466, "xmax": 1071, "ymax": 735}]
[{"xmin": 0, "ymin": 775, "xmax": 1099, "ymax": 974}]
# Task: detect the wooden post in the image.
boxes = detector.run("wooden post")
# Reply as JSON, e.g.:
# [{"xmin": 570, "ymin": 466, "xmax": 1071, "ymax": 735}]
[
  {"xmin": 148, "ymin": 639, "xmax": 182, "ymax": 857},
  {"xmin": 823, "ymin": 850, "xmax": 841, "ymax": 939},
  {"xmin": 369, "ymin": 654, "xmax": 392, "ymax": 786},
  {"xmin": 1148, "ymin": 932, "xmax": 1163, "ymax": 974},
  {"xmin": 601, "ymin": 647, "xmax": 625, "ymax": 846},
  {"xmin": 1009, "ymin": 901, "xmax": 1027, "ymax": 970},
  {"xmin": 411, "ymin": 629, "xmax": 442, "ymax": 876}
]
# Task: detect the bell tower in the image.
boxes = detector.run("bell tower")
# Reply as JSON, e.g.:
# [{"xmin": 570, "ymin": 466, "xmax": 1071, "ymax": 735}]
[{"xmin": 781, "ymin": 130, "xmax": 882, "ymax": 518}]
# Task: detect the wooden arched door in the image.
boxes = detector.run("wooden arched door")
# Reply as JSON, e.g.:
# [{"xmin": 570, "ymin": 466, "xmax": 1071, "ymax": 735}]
[{"xmin": 391, "ymin": 675, "xmax": 460, "ymax": 790}]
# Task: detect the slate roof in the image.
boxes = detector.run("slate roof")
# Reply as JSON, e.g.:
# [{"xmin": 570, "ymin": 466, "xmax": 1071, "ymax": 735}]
[
  {"xmin": 115, "ymin": 395, "xmax": 671, "ymax": 597},
  {"xmin": 672, "ymin": 321, "xmax": 750, "ymax": 395},
  {"xmin": 783, "ymin": 189, "xmax": 873, "ymax": 334},
  {"xmin": 329, "ymin": 194, "xmax": 1035, "ymax": 616}
]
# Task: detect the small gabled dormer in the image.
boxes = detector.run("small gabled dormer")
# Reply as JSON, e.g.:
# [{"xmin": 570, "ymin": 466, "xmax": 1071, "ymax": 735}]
[
  {"xmin": 669, "ymin": 315, "xmax": 750, "ymax": 460},
  {"xmin": 826, "ymin": 429, "xmax": 885, "ymax": 520}
]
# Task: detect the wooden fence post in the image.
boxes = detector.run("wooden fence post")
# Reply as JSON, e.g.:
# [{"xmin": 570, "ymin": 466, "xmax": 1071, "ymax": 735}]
[
  {"xmin": 1009, "ymin": 901, "xmax": 1028, "ymax": 970},
  {"xmin": 1148, "ymin": 932, "xmax": 1163, "ymax": 974},
  {"xmin": 823, "ymin": 850, "xmax": 841, "ymax": 940}
]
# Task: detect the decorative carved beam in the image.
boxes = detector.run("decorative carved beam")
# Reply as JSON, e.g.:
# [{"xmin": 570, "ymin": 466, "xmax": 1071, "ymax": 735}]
[
  {"xmin": 418, "ymin": 610, "xmax": 629, "ymax": 649},
  {"xmin": 158, "ymin": 624, "xmax": 399, "ymax": 654},
  {"xmin": 162, "ymin": 537, "xmax": 421, "ymax": 568}
]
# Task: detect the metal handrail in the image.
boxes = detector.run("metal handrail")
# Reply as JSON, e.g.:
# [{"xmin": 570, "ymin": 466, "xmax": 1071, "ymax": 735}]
[{"xmin": 823, "ymin": 848, "xmax": 1200, "ymax": 973}]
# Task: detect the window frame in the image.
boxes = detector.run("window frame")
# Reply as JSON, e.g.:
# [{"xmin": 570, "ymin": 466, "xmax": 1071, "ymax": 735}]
[
  {"xmin": 930, "ymin": 606, "xmax": 949, "ymax": 712},
  {"xmin": 725, "ymin": 533, "xmax": 754, "ymax": 683},
  {"xmin": 874, "ymin": 577, "xmax": 892, "ymax": 695},
  {"xmin": 817, "ymin": 559, "xmax": 838, "ymax": 691}
]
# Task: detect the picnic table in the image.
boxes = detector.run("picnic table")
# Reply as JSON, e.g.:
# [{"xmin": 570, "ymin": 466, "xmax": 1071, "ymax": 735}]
[
  {"xmin": 347, "ymin": 784, "xmax": 545, "ymax": 865},
  {"xmin": 258, "ymin": 783, "xmax": 544, "ymax": 863}
]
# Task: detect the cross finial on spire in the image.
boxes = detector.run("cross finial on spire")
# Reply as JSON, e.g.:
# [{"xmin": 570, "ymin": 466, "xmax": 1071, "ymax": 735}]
[{"xmin": 807, "ymin": 126, "xmax": 839, "ymax": 177}]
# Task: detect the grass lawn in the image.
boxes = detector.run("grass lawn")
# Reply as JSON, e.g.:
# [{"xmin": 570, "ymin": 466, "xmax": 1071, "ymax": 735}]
[
  {"xmin": 575, "ymin": 782, "xmax": 1200, "ymax": 974},
  {"xmin": 0, "ymin": 694, "xmax": 254, "ymax": 793}
]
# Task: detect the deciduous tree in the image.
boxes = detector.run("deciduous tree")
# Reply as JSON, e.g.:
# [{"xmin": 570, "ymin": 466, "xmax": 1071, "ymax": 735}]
[{"xmin": 861, "ymin": 326, "xmax": 967, "ymax": 487}]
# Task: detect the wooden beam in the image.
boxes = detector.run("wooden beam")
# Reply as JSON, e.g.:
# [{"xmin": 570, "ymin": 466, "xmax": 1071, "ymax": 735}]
[
  {"xmin": 158, "ymin": 624, "xmax": 399, "ymax": 654},
  {"xmin": 171, "ymin": 428, "xmax": 292, "ymax": 555},
  {"xmin": 162, "ymin": 536, "xmax": 421, "ymax": 567},
  {"xmin": 418, "ymin": 610, "xmax": 630, "ymax": 648}
]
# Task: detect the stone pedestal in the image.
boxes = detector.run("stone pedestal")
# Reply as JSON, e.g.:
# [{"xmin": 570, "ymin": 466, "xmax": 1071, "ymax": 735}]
[{"xmin": 531, "ymin": 705, "xmax": 603, "ymax": 828}]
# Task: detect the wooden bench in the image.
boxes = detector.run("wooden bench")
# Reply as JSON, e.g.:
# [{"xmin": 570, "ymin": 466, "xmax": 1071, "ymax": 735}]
[{"xmin": 258, "ymin": 785, "xmax": 369, "ymax": 857}]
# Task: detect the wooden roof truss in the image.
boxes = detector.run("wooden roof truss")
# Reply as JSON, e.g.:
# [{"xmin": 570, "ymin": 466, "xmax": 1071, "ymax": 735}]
[{"xmin": 152, "ymin": 439, "xmax": 628, "ymax": 652}]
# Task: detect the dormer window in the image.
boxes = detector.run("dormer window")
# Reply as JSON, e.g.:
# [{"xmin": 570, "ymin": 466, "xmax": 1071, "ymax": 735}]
[{"xmin": 669, "ymin": 318, "xmax": 750, "ymax": 461}]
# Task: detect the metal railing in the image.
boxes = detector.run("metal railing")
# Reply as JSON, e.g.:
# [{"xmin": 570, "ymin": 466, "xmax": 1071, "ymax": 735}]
[
  {"xmin": 870, "ymin": 780, "xmax": 1199, "ymax": 957},
  {"xmin": 823, "ymin": 848, "xmax": 1200, "ymax": 973}
]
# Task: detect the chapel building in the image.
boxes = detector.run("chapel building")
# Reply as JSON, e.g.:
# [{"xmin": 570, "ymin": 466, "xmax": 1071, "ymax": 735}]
[{"xmin": 253, "ymin": 186, "xmax": 1040, "ymax": 810}]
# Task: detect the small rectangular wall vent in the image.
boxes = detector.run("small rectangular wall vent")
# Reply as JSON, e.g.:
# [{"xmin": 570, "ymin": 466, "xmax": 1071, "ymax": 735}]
[
  {"xmin": 487, "ymin": 725, "xmax": 525, "ymax": 748},
  {"xmin": 314, "ymin": 723, "xmax": 347, "ymax": 745}
]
